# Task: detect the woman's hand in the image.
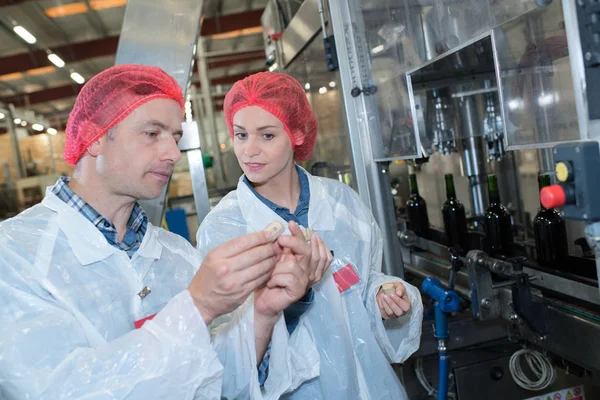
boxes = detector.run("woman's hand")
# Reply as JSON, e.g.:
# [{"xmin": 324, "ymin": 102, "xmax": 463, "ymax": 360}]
[{"xmin": 376, "ymin": 282, "xmax": 412, "ymax": 319}]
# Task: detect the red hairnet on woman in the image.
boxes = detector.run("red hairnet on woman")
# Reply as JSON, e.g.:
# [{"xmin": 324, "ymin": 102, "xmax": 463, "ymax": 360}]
[{"xmin": 196, "ymin": 71, "xmax": 423, "ymax": 399}]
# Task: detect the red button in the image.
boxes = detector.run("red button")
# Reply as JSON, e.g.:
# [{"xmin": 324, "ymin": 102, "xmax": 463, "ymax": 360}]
[{"xmin": 540, "ymin": 185, "xmax": 566, "ymax": 209}]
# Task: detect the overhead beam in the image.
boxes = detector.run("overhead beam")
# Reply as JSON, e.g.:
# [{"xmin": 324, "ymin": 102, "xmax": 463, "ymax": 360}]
[
  {"xmin": 210, "ymin": 70, "xmax": 264, "ymax": 85},
  {"xmin": 0, "ymin": 68, "xmax": 265, "ymax": 107},
  {"xmin": 0, "ymin": 84, "xmax": 81, "ymax": 107},
  {"xmin": 0, "ymin": 36, "xmax": 119, "ymax": 76},
  {"xmin": 207, "ymin": 51, "xmax": 264, "ymax": 69},
  {"xmin": 0, "ymin": 9, "xmax": 264, "ymax": 76},
  {"xmin": 0, "ymin": 0, "xmax": 32, "ymax": 6},
  {"xmin": 200, "ymin": 9, "xmax": 263, "ymax": 36}
]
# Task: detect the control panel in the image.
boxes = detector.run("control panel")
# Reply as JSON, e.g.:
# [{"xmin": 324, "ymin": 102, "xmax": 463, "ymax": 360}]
[{"xmin": 540, "ymin": 142, "xmax": 600, "ymax": 221}]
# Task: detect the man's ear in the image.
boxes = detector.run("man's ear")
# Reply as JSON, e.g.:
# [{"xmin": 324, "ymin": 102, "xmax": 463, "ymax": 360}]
[{"xmin": 86, "ymin": 138, "xmax": 103, "ymax": 157}]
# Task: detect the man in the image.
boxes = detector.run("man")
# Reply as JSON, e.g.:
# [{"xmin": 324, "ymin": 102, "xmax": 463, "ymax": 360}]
[{"xmin": 0, "ymin": 64, "xmax": 319, "ymax": 399}]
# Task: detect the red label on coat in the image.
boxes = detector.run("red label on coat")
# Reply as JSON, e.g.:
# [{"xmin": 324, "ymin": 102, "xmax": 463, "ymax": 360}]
[
  {"xmin": 134, "ymin": 314, "xmax": 156, "ymax": 329},
  {"xmin": 333, "ymin": 264, "xmax": 360, "ymax": 292}
]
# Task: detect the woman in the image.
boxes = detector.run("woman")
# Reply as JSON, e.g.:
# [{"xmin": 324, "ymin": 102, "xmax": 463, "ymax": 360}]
[{"xmin": 197, "ymin": 72, "xmax": 423, "ymax": 399}]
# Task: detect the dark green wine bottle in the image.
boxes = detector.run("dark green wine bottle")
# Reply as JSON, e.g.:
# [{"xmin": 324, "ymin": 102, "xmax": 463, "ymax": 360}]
[
  {"xmin": 442, "ymin": 174, "xmax": 469, "ymax": 253},
  {"xmin": 484, "ymin": 174, "xmax": 514, "ymax": 257},
  {"xmin": 534, "ymin": 174, "xmax": 568, "ymax": 267},
  {"xmin": 407, "ymin": 174, "xmax": 430, "ymax": 236}
]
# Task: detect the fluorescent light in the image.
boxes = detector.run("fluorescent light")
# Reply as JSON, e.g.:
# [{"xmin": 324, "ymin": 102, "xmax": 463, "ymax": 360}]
[
  {"xmin": 47, "ymin": 53, "xmax": 65, "ymax": 68},
  {"xmin": 371, "ymin": 44, "xmax": 385, "ymax": 54},
  {"xmin": 0, "ymin": 113, "xmax": 4, "ymax": 119},
  {"xmin": 13, "ymin": 25, "xmax": 37, "ymax": 44},
  {"xmin": 268, "ymin": 62, "xmax": 278, "ymax": 72},
  {"xmin": 47, "ymin": 127, "xmax": 58, "ymax": 135},
  {"xmin": 329, "ymin": 81, "xmax": 336, "ymax": 88},
  {"xmin": 319, "ymin": 86, "xmax": 328, "ymax": 95},
  {"xmin": 538, "ymin": 92, "xmax": 557, "ymax": 107},
  {"xmin": 507, "ymin": 99, "xmax": 522, "ymax": 111},
  {"xmin": 20, "ymin": 121, "xmax": 27, "ymax": 127},
  {"xmin": 14, "ymin": 118, "xmax": 21, "ymax": 124},
  {"xmin": 32, "ymin": 123, "xmax": 44, "ymax": 131},
  {"xmin": 70, "ymin": 71, "xmax": 85, "ymax": 84},
  {"xmin": 304, "ymin": 83, "xmax": 311, "ymax": 90}
]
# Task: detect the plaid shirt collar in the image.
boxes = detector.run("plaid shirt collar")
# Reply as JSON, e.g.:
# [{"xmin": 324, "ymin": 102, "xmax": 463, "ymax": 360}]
[{"xmin": 50, "ymin": 176, "xmax": 148, "ymax": 256}]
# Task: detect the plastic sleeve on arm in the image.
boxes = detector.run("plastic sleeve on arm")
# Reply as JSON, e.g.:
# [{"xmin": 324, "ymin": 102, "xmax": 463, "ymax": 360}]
[{"xmin": 0, "ymin": 282, "xmax": 223, "ymax": 400}]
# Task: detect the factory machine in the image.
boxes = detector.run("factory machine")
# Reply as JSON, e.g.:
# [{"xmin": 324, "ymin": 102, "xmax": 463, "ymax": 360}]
[{"xmin": 264, "ymin": 0, "xmax": 600, "ymax": 398}]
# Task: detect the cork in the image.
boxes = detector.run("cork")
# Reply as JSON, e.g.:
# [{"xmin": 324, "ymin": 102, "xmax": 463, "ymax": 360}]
[
  {"xmin": 264, "ymin": 221, "xmax": 285, "ymax": 242},
  {"xmin": 382, "ymin": 283, "xmax": 395, "ymax": 295}
]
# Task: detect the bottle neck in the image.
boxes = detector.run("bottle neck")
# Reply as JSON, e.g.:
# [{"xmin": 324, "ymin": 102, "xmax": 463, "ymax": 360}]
[
  {"xmin": 487, "ymin": 175, "xmax": 500, "ymax": 204},
  {"xmin": 445, "ymin": 174, "xmax": 456, "ymax": 200},
  {"xmin": 409, "ymin": 174, "xmax": 419, "ymax": 196}
]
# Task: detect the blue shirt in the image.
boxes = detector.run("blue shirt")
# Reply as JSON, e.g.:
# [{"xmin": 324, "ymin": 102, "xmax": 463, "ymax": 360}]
[
  {"xmin": 50, "ymin": 177, "xmax": 148, "ymax": 258},
  {"xmin": 245, "ymin": 166, "xmax": 314, "ymax": 385}
]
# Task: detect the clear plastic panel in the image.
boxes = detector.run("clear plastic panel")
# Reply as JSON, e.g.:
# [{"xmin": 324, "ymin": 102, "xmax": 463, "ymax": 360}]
[
  {"xmin": 285, "ymin": 37, "xmax": 357, "ymax": 189},
  {"xmin": 359, "ymin": 0, "xmax": 540, "ymax": 158},
  {"xmin": 494, "ymin": 0, "xmax": 580, "ymax": 149}
]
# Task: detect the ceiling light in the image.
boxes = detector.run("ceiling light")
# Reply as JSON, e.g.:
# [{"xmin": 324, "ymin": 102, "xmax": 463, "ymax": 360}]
[
  {"xmin": 47, "ymin": 127, "xmax": 58, "ymax": 135},
  {"xmin": 319, "ymin": 86, "xmax": 328, "ymax": 95},
  {"xmin": 0, "ymin": 113, "xmax": 4, "ymax": 119},
  {"xmin": 304, "ymin": 83, "xmax": 311, "ymax": 90},
  {"xmin": 371, "ymin": 44, "xmax": 385, "ymax": 54},
  {"xmin": 47, "ymin": 53, "xmax": 65, "ymax": 68},
  {"xmin": 507, "ymin": 99, "xmax": 523, "ymax": 111},
  {"xmin": 329, "ymin": 81, "xmax": 336, "ymax": 88},
  {"xmin": 14, "ymin": 118, "xmax": 21, "ymax": 124},
  {"xmin": 70, "ymin": 71, "xmax": 85, "ymax": 84},
  {"xmin": 32, "ymin": 123, "xmax": 44, "ymax": 131},
  {"xmin": 20, "ymin": 121, "xmax": 27, "ymax": 127},
  {"xmin": 537, "ymin": 92, "xmax": 558, "ymax": 107},
  {"xmin": 13, "ymin": 26, "xmax": 37, "ymax": 44},
  {"xmin": 268, "ymin": 62, "xmax": 278, "ymax": 72}
]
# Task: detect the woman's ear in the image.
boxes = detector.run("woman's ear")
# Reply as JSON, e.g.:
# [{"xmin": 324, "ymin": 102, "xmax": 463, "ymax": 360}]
[{"xmin": 294, "ymin": 132, "xmax": 305, "ymax": 147}]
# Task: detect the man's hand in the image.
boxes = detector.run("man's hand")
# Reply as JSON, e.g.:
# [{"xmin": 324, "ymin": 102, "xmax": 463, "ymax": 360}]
[
  {"xmin": 188, "ymin": 231, "xmax": 282, "ymax": 325},
  {"xmin": 376, "ymin": 281, "xmax": 412, "ymax": 320}
]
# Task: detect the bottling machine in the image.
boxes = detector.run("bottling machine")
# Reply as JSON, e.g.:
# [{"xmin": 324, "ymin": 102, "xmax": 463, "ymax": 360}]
[{"xmin": 264, "ymin": 0, "xmax": 600, "ymax": 398}]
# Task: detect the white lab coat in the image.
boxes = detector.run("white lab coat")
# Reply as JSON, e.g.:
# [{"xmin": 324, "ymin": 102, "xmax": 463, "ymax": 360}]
[
  {"xmin": 197, "ymin": 170, "xmax": 423, "ymax": 400},
  {"xmin": 0, "ymin": 188, "xmax": 319, "ymax": 400}
]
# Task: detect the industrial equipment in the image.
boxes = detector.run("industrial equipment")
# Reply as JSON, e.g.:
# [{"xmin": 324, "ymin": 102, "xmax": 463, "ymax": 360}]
[{"xmin": 265, "ymin": 0, "xmax": 600, "ymax": 398}]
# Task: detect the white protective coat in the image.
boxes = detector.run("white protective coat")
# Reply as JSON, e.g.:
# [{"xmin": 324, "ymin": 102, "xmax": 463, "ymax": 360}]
[
  {"xmin": 197, "ymin": 170, "xmax": 424, "ymax": 400},
  {"xmin": 0, "ymin": 188, "xmax": 319, "ymax": 400}
]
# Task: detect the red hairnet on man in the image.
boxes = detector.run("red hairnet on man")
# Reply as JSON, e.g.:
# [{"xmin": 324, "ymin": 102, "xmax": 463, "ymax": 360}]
[{"xmin": 0, "ymin": 64, "xmax": 320, "ymax": 400}]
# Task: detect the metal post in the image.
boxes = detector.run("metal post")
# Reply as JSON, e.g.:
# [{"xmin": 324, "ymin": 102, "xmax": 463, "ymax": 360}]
[
  {"xmin": 197, "ymin": 37, "xmax": 226, "ymax": 189},
  {"xmin": 537, "ymin": 148, "xmax": 554, "ymax": 176},
  {"xmin": 5, "ymin": 104, "xmax": 25, "ymax": 179},
  {"xmin": 114, "ymin": 0, "xmax": 205, "ymax": 226},
  {"xmin": 47, "ymin": 133, "xmax": 57, "ymax": 173},
  {"xmin": 457, "ymin": 96, "xmax": 488, "ymax": 217},
  {"xmin": 329, "ymin": 0, "xmax": 404, "ymax": 278}
]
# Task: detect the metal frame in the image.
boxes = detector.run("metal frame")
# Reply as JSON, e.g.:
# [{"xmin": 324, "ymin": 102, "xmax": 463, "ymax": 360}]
[
  {"xmin": 196, "ymin": 37, "xmax": 226, "ymax": 190},
  {"xmin": 328, "ymin": 0, "xmax": 404, "ymax": 278},
  {"xmin": 1, "ymin": 103, "xmax": 25, "ymax": 179},
  {"xmin": 561, "ymin": 0, "xmax": 600, "ymax": 141},
  {"xmin": 405, "ymin": 31, "xmax": 510, "ymax": 159},
  {"xmin": 115, "ymin": 0, "xmax": 207, "ymax": 227}
]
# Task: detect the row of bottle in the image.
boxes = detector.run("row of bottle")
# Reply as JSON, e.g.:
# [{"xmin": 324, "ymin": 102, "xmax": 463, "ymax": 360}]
[{"xmin": 406, "ymin": 172, "xmax": 568, "ymax": 266}]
